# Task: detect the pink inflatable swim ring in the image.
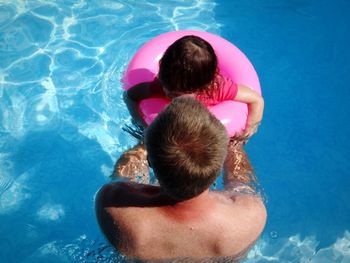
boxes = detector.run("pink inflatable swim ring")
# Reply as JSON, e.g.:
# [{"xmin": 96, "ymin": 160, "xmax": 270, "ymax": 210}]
[{"xmin": 123, "ymin": 30, "xmax": 261, "ymax": 137}]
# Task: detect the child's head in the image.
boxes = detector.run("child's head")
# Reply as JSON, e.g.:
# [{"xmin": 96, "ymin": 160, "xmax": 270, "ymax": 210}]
[
  {"xmin": 145, "ymin": 96, "xmax": 228, "ymax": 201},
  {"xmin": 158, "ymin": 35, "xmax": 217, "ymax": 97}
]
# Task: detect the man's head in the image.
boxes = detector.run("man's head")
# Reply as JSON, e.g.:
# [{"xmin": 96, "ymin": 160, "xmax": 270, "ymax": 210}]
[{"xmin": 145, "ymin": 96, "xmax": 228, "ymax": 201}]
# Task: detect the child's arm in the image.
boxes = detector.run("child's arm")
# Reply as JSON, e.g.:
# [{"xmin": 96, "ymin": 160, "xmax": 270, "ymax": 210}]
[
  {"xmin": 235, "ymin": 84, "xmax": 264, "ymax": 138},
  {"xmin": 124, "ymin": 81, "xmax": 163, "ymax": 128}
]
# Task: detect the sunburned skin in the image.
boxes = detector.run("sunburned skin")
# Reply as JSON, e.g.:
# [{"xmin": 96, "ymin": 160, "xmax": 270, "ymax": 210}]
[{"xmin": 96, "ymin": 181, "xmax": 266, "ymax": 262}]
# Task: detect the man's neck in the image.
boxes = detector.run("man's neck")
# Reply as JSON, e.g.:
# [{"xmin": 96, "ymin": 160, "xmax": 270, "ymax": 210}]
[{"xmin": 158, "ymin": 190, "xmax": 215, "ymax": 221}]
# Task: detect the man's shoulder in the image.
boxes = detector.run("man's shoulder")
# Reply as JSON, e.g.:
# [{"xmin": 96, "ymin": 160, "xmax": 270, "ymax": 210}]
[
  {"xmin": 213, "ymin": 190, "xmax": 267, "ymax": 233},
  {"xmin": 231, "ymin": 193, "xmax": 266, "ymax": 239},
  {"xmin": 224, "ymin": 190, "xmax": 266, "ymax": 219},
  {"xmin": 210, "ymin": 191, "xmax": 266, "ymax": 255},
  {"xmin": 96, "ymin": 181, "xmax": 131, "ymax": 205},
  {"xmin": 96, "ymin": 181, "xmax": 161, "ymax": 208}
]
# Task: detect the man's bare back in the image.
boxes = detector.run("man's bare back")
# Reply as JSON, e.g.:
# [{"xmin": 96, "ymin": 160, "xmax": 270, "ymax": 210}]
[
  {"xmin": 96, "ymin": 97, "xmax": 267, "ymax": 262},
  {"xmin": 96, "ymin": 181, "xmax": 266, "ymax": 261}
]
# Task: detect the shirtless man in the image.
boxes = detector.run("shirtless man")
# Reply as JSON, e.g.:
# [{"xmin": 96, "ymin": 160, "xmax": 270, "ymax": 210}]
[{"xmin": 95, "ymin": 96, "xmax": 266, "ymax": 262}]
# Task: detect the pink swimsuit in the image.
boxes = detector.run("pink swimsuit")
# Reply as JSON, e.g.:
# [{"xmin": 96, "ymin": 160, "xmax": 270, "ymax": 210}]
[{"xmin": 149, "ymin": 75, "xmax": 238, "ymax": 106}]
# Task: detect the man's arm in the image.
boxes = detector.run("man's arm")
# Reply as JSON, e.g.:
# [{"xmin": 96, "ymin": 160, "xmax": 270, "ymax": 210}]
[
  {"xmin": 222, "ymin": 144, "xmax": 267, "ymax": 253},
  {"xmin": 223, "ymin": 143, "xmax": 257, "ymax": 190}
]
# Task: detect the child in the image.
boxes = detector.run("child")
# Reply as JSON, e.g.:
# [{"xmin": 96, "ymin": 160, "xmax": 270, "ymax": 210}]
[{"xmin": 115, "ymin": 35, "xmax": 264, "ymax": 185}]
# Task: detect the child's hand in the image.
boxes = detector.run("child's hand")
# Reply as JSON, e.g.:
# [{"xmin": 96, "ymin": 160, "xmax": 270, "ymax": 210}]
[
  {"xmin": 235, "ymin": 122, "xmax": 260, "ymax": 143},
  {"xmin": 243, "ymin": 122, "xmax": 260, "ymax": 139}
]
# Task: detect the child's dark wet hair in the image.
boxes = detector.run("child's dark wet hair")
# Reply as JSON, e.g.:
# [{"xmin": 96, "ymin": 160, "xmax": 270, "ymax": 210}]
[{"xmin": 158, "ymin": 35, "xmax": 218, "ymax": 96}]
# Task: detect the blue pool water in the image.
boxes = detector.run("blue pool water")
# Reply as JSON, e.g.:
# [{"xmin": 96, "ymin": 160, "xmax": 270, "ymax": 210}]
[{"xmin": 0, "ymin": 0, "xmax": 349, "ymax": 262}]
